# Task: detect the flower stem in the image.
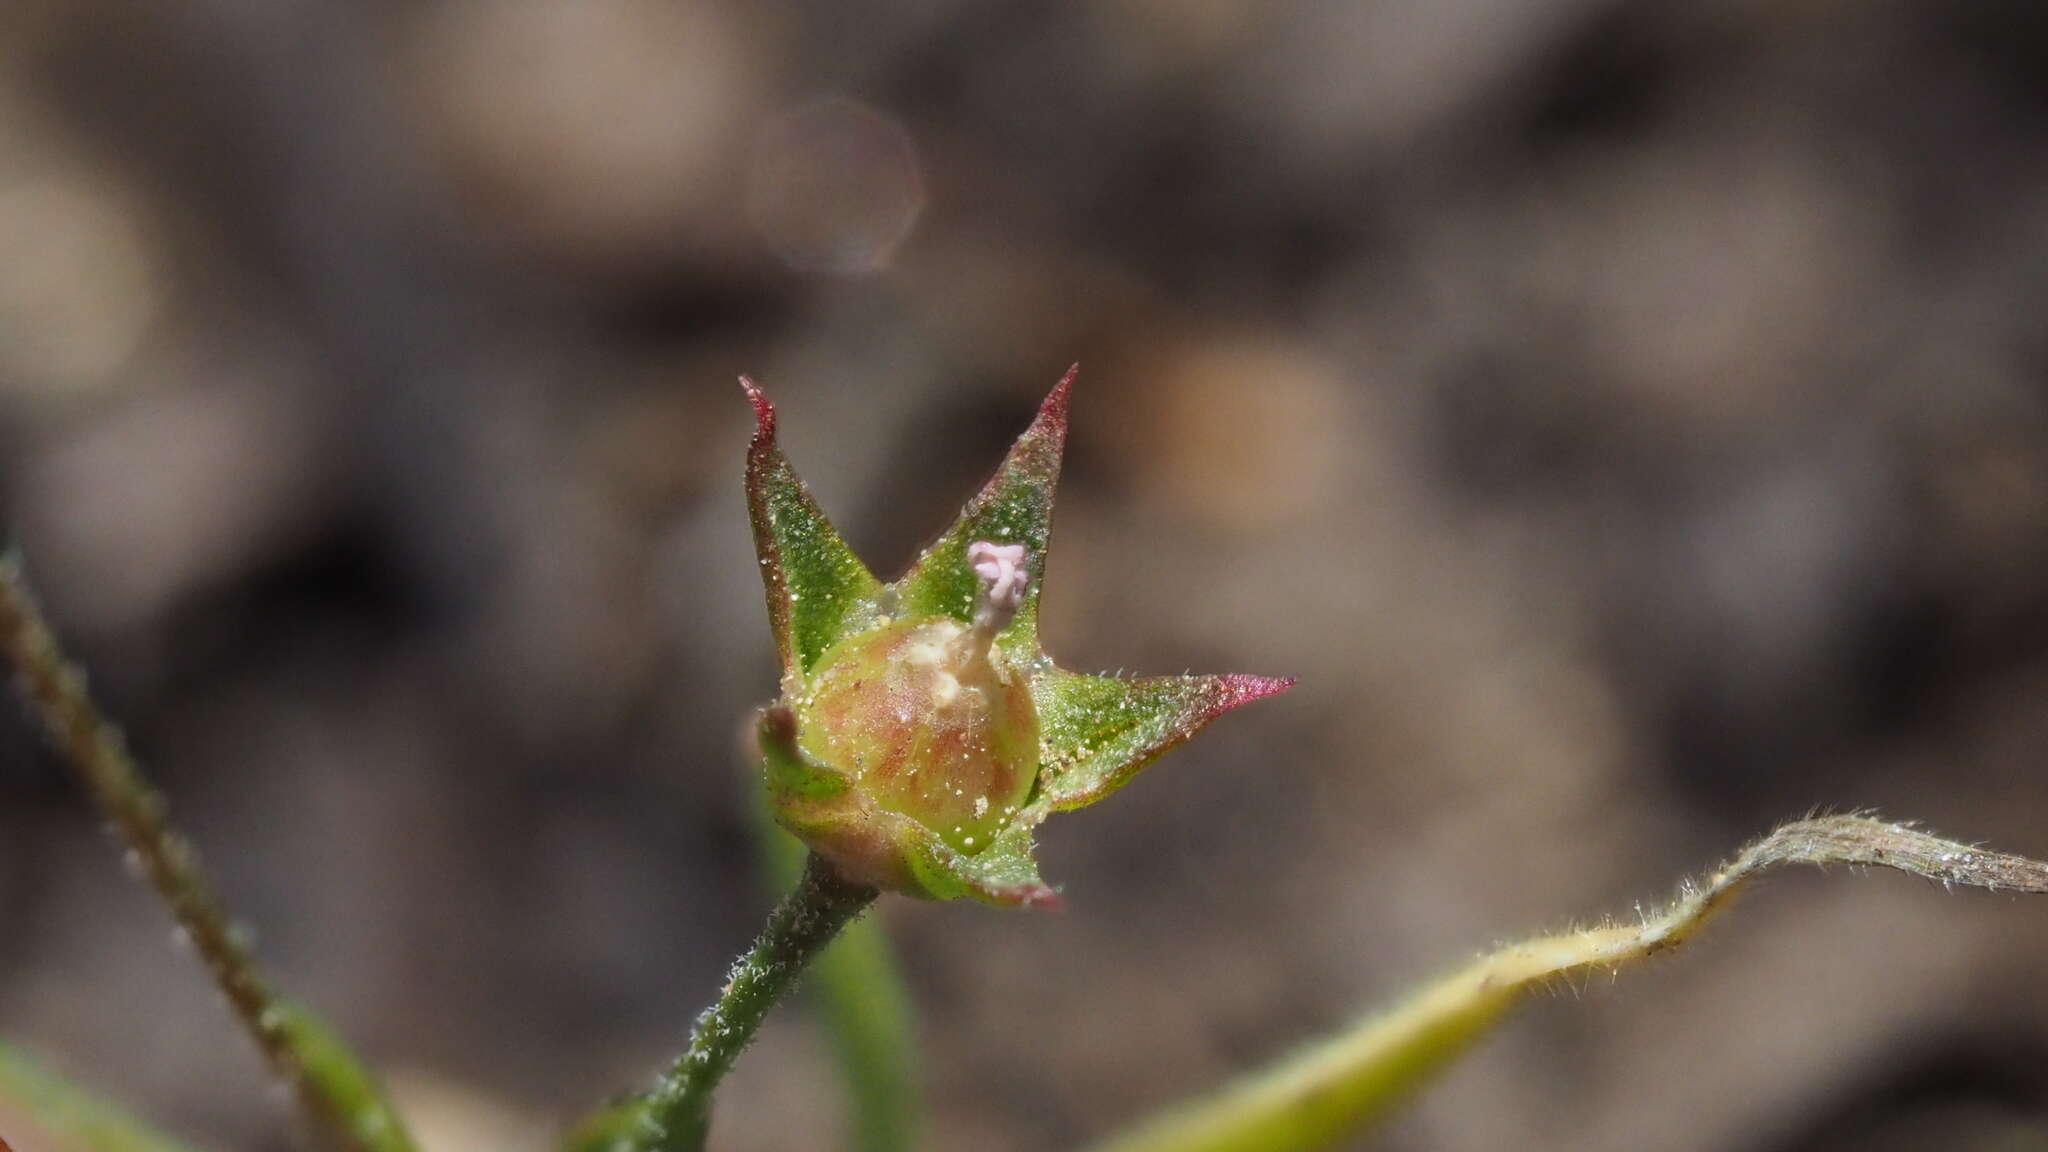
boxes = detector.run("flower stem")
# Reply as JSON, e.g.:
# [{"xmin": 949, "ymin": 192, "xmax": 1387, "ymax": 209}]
[
  {"xmin": 631, "ymin": 853, "xmax": 878, "ymax": 1152},
  {"xmin": 757, "ymin": 806, "xmax": 920, "ymax": 1152},
  {"xmin": 0, "ymin": 554, "xmax": 416, "ymax": 1152}
]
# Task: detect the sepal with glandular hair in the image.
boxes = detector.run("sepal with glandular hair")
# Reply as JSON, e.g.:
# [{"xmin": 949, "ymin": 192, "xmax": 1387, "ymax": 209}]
[
  {"xmin": 743, "ymin": 368, "xmax": 1291, "ymax": 906},
  {"xmin": 1031, "ymin": 670, "xmax": 1295, "ymax": 811},
  {"xmin": 742, "ymin": 377, "xmax": 886, "ymax": 683}
]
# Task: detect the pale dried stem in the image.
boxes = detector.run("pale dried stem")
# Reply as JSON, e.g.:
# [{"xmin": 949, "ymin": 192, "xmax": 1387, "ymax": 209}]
[{"xmin": 1090, "ymin": 815, "xmax": 2048, "ymax": 1152}]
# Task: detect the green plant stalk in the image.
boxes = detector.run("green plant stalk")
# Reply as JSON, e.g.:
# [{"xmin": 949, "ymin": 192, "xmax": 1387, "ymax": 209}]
[
  {"xmin": 0, "ymin": 555, "xmax": 417, "ymax": 1152},
  {"xmin": 561, "ymin": 1097, "xmax": 646, "ymax": 1152},
  {"xmin": 809, "ymin": 911, "xmax": 922, "ymax": 1152},
  {"xmin": 629, "ymin": 852, "xmax": 879, "ymax": 1152},
  {"xmin": 1087, "ymin": 815, "xmax": 2048, "ymax": 1152},
  {"xmin": 759, "ymin": 810, "xmax": 921, "ymax": 1152},
  {"xmin": 0, "ymin": 1041, "xmax": 207, "ymax": 1152}
]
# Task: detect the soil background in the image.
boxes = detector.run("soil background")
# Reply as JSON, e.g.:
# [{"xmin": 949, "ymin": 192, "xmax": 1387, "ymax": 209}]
[{"xmin": 4, "ymin": 3, "xmax": 2048, "ymax": 1150}]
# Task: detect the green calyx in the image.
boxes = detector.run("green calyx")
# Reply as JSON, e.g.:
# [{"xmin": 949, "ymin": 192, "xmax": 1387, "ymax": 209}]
[{"xmin": 742, "ymin": 368, "xmax": 1292, "ymax": 907}]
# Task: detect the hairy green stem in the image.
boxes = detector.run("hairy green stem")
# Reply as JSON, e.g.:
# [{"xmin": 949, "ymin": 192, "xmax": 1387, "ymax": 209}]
[
  {"xmin": 0, "ymin": 555, "xmax": 417, "ymax": 1152},
  {"xmin": 630, "ymin": 853, "xmax": 878, "ymax": 1152},
  {"xmin": 1087, "ymin": 816, "xmax": 2048, "ymax": 1152},
  {"xmin": 758, "ymin": 813, "xmax": 920, "ymax": 1152}
]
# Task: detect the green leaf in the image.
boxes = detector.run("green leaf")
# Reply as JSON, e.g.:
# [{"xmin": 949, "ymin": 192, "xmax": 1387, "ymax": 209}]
[
  {"xmin": 894, "ymin": 367, "xmax": 1074, "ymax": 653},
  {"xmin": 1031, "ymin": 671, "xmax": 1294, "ymax": 812},
  {"xmin": 561, "ymin": 1096, "xmax": 642, "ymax": 1152},
  {"xmin": 1085, "ymin": 816, "xmax": 2048, "ymax": 1152},
  {"xmin": 0, "ymin": 1042, "xmax": 207, "ymax": 1152},
  {"xmin": 271, "ymin": 1004, "xmax": 420, "ymax": 1152},
  {"xmin": 742, "ymin": 377, "xmax": 885, "ymax": 678}
]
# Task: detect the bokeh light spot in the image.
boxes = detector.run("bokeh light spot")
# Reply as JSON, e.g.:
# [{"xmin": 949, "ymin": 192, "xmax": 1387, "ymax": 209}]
[{"xmin": 747, "ymin": 96, "xmax": 925, "ymax": 276}]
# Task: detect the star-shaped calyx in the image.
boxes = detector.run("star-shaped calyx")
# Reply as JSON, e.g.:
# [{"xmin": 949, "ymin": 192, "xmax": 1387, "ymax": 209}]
[{"xmin": 744, "ymin": 367, "xmax": 1292, "ymax": 907}]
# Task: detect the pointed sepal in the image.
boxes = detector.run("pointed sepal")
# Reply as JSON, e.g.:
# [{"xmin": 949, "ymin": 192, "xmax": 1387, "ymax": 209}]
[
  {"xmin": 895, "ymin": 366, "xmax": 1075, "ymax": 652},
  {"xmin": 742, "ymin": 377, "xmax": 886, "ymax": 678},
  {"xmin": 758, "ymin": 704, "xmax": 849, "ymax": 803},
  {"xmin": 900, "ymin": 818, "xmax": 1060, "ymax": 908},
  {"xmin": 1030, "ymin": 671, "xmax": 1295, "ymax": 812}
]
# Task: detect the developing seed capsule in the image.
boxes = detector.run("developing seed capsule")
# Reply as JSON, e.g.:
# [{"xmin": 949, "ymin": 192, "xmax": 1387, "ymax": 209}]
[{"xmin": 795, "ymin": 543, "xmax": 1038, "ymax": 855}]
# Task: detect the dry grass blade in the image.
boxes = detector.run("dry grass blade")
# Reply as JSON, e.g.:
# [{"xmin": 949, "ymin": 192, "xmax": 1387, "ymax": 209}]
[{"xmin": 1089, "ymin": 815, "xmax": 2048, "ymax": 1152}]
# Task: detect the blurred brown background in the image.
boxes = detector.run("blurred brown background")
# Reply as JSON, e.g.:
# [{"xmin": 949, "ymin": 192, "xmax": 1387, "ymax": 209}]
[{"xmin": 4, "ymin": 1, "xmax": 2048, "ymax": 1150}]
